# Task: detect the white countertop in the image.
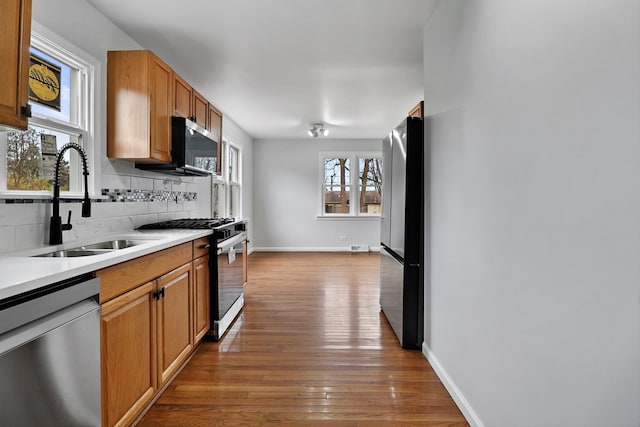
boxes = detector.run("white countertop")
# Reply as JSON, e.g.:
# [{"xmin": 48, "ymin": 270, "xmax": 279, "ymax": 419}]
[{"xmin": 0, "ymin": 229, "xmax": 212, "ymax": 301}]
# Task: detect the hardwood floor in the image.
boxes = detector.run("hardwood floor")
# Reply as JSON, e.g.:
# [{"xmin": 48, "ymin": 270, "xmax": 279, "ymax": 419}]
[{"xmin": 139, "ymin": 252, "xmax": 468, "ymax": 426}]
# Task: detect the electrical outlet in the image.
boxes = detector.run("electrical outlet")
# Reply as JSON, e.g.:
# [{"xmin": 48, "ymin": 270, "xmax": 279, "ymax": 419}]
[{"xmin": 339, "ymin": 235, "xmax": 347, "ymax": 241}]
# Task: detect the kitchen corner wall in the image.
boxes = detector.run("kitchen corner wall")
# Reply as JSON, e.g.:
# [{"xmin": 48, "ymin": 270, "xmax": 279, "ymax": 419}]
[
  {"xmin": 423, "ymin": 1, "xmax": 640, "ymax": 426},
  {"xmin": 0, "ymin": 0, "xmax": 214, "ymax": 252},
  {"xmin": 0, "ymin": 0, "xmax": 259, "ymax": 252}
]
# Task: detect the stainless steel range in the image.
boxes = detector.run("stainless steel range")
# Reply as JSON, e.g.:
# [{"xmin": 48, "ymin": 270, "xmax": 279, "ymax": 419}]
[{"xmin": 138, "ymin": 218, "xmax": 247, "ymax": 340}]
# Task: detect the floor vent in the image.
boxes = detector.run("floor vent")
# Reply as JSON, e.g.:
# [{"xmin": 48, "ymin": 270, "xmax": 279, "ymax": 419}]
[{"xmin": 350, "ymin": 245, "xmax": 370, "ymax": 253}]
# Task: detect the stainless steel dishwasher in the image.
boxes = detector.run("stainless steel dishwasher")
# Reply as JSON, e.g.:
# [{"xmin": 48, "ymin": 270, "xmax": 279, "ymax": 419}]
[{"xmin": 0, "ymin": 274, "xmax": 101, "ymax": 426}]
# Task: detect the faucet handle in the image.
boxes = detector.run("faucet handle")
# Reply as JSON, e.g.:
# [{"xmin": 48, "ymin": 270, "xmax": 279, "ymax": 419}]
[{"xmin": 62, "ymin": 210, "xmax": 73, "ymax": 232}]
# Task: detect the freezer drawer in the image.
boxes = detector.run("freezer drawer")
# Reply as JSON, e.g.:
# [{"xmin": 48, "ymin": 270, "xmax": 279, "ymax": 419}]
[{"xmin": 380, "ymin": 246, "xmax": 422, "ymax": 349}]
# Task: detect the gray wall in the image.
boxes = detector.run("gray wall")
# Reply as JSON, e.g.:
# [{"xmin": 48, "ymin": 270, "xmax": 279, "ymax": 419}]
[
  {"xmin": 252, "ymin": 139, "xmax": 381, "ymax": 251},
  {"xmin": 423, "ymin": 0, "xmax": 640, "ymax": 426}
]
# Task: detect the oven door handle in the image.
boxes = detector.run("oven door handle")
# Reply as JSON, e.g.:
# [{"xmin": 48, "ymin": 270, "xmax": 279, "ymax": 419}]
[{"xmin": 216, "ymin": 232, "xmax": 246, "ymax": 254}]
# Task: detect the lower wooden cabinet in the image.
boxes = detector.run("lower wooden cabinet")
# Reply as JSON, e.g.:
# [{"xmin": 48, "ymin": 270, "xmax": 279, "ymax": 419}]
[
  {"xmin": 101, "ymin": 281, "xmax": 157, "ymax": 427},
  {"xmin": 98, "ymin": 239, "xmax": 211, "ymax": 427},
  {"xmin": 156, "ymin": 263, "xmax": 193, "ymax": 386},
  {"xmin": 193, "ymin": 254, "xmax": 210, "ymax": 343}
]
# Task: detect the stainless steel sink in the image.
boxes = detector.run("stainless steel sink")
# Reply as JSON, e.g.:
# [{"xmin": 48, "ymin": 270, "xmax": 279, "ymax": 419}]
[
  {"xmin": 77, "ymin": 239, "xmax": 146, "ymax": 250},
  {"xmin": 34, "ymin": 249, "xmax": 111, "ymax": 258},
  {"xmin": 33, "ymin": 238, "xmax": 152, "ymax": 257}
]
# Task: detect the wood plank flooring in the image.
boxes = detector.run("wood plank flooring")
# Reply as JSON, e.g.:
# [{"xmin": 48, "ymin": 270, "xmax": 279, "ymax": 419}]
[{"xmin": 139, "ymin": 252, "xmax": 468, "ymax": 426}]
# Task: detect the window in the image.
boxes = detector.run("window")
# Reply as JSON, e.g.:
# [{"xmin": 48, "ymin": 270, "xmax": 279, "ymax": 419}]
[
  {"xmin": 0, "ymin": 30, "xmax": 95, "ymax": 196},
  {"xmin": 211, "ymin": 140, "xmax": 242, "ymax": 219},
  {"xmin": 227, "ymin": 143, "xmax": 241, "ymax": 219},
  {"xmin": 320, "ymin": 152, "xmax": 382, "ymax": 217}
]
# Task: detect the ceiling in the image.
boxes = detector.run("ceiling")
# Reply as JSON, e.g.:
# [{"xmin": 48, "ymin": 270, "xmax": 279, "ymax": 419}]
[{"xmin": 85, "ymin": 0, "xmax": 438, "ymax": 140}]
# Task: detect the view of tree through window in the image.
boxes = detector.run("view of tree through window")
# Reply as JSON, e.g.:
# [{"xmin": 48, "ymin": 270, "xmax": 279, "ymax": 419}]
[
  {"xmin": 358, "ymin": 157, "xmax": 382, "ymax": 213},
  {"xmin": 6, "ymin": 126, "xmax": 71, "ymax": 191},
  {"xmin": 322, "ymin": 154, "xmax": 382, "ymax": 215},
  {"xmin": 324, "ymin": 158, "xmax": 351, "ymax": 213}
]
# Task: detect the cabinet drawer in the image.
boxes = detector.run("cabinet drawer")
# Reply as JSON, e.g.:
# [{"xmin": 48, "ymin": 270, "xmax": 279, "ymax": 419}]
[
  {"xmin": 192, "ymin": 237, "xmax": 211, "ymax": 259},
  {"xmin": 98, "ymin": 242, "xmax": 192, "ymax": 303}
]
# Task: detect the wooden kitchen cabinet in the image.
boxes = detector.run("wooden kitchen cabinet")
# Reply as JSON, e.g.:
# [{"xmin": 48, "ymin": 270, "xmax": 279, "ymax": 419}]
[
  {"xmin": 173, "ymin": 73, "xmax": 192, "ymax": 120},
  {"xmin": 0, "ymin": 0, "xmax": 31, "ymax": 130},
  {"xmin": 98, "ymin": 242, "xmax": 196, "ymax": 427},
  {"xmin": 208, "ymin": 103, "xmax": 222, "ymax": 142},
  {"xmin": 408, "ymin": 100, "xmax": 424, "ymax": 118},
  {"xmin": 101, "ymin": 281, "xmax": 157, "ymax": 427},
  {"xmin": 192, "ymin": 89, "xmax": 208, "ymax": 128},
  {"xmin": 156, "ymin": 263, "xmax": 193, "ymax": 386},
  {"xmin": 107, "ymin": 50, "xmax": 173, "ymax": 163},
  {"xmin": 192, "ymin": 236, "xmax": 211, "ymax": 343},
  {"xmin": 173, "ymin": 76, "xmax": 209, "ymax": 130},
  {"xmin": 208, "ymin": 103, "xmax": 223, "ymax": 175},
  {"xmin": 193, "ymin": 254, "xmax": 210, "ymax": 343},
  {"xmin": 108, "ymin": 49, "xmax": 224, "ymax": 172}
]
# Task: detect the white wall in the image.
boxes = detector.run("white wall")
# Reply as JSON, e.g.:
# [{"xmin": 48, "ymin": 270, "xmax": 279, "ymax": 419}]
[
  {"xmin": 423, "ymin": 1, "xmax": 640, "ymax": 426},
  {"xmin": 252, "ymin": 139, "xmax": 381, "ymax": 251}
]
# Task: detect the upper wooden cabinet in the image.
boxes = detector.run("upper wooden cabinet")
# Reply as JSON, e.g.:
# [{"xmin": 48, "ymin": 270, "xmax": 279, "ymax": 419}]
[
  {"xmin": 408, "ymin": 100, "xmax": 424, "ymax": 118},
  {"xmin": 107, "ymin": 50, "xmax": 173, "ymax": 163},
  {"xmin": 192, "ymin": 89, "xmax": 208, "ymax": 129},
  {"xmin": 0, "ymin": 0, "xmax": 32, "ymax": 130},
  {"xmin": 109, "ymin": 49, "xmax": 223, "ymax": 167},
  {"xmin": 173, "ymin": 77, "xmax": 210, "ymax": 130},
  {"xmin": 173, "ymin": 73, "xmax": 192, "ymax": 120},
  {"xmin": 208, "ymin": 103, "xmax": 223, "ymax": 145}
]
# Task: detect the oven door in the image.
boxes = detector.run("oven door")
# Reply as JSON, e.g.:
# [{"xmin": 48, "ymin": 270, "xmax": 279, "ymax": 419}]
[{"xmin": 213, "ymin": 232, "xmax": 246, "ymax": 338}]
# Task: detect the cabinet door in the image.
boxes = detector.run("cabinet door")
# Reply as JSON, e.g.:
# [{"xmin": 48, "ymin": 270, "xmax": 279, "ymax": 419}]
[
  {"xmin": 173, "ymin": 74, "xmax": 192, "ymax": 119},
  {"xmin": 193, "ymin": 255, "xmax": 210, "ymax": 343},
  {"xmin": 208, "ymin": 103, "xmax": 223, "ymax": 175},
  {"xmin": 207, "ymin": 103, "xmax": 222, "ymax": 141},
  {"xmin": 0, "ymin": 0, "xmax": 31, "ymax": 130},
  {"xmin": 101, "ymin": 281, "xmax": 157, "ymax": 427},
  {"xmin": 157, "ymin": 263, "xmax": 193, "ymax": 386},
  {"xmin": 192, "ymin": 89, "xmax": 208, "ymax": 128},
  {"xmin": 149, "ymin": 54, "xmax": 172, "ymax": 162}
]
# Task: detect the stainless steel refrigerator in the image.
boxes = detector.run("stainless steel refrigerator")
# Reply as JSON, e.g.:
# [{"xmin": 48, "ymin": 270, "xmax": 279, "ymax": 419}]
[{"xmin": 380, "ymin": 116, "xmax": 424, "ymax": 349}]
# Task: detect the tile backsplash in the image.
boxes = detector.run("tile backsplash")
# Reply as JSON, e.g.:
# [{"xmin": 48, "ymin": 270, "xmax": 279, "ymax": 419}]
[{"xmin": 0, "ymin": 174, "xmax": 202, "ymax": 251}]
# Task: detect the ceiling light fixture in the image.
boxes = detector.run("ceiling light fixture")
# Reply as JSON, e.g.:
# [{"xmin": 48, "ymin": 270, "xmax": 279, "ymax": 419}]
[{"xmin": 308, "ymin": 123, "xmax": 329, "ymax": 137}]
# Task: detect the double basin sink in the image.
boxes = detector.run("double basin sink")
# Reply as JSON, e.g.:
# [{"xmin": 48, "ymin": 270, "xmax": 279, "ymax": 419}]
[{"xmin": 34, "ymin": 239, "xmax": 150, "ymax": 258}]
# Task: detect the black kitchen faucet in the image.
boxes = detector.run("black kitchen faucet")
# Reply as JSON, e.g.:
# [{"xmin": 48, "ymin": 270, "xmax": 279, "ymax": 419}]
[{"xmin": 49, "ymin": 142, "xmax": 91, "ymax": 245}]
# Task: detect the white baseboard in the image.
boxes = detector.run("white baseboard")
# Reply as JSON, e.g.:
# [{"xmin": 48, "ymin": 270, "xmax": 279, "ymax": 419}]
[
  {"xmin": 252, "ymin": 246, "xmax": 380, "ymax": 253},
  {"xmin": 422, "ymin": 342, "xmax": 485, "ymax": 427}
]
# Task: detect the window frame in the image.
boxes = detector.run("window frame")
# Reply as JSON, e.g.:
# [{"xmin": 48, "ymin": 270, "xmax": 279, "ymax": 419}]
[
  {"xmin": 0, "ymin": 24, "xmax": 97, "ymax": 198},
  {"xmin": 226, "ymin": 141, "xmax": 242, "ymax": 219},
  {"xmin": 211, "ymin": 138, "xmax": 242, "ymax": 220},
  {"xmin": 317, "ymin": 151, "xmax": 382, "ymax": 219}
]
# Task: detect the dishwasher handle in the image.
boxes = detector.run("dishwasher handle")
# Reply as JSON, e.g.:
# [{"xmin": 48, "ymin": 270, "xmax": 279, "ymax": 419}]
[
  {"xmin": 0, "ymin": 297, "xmax": 99, "ymax": 356},
  {"xmin": 0, "ymin": 276, "xmax": 100, "ymax": 336}
]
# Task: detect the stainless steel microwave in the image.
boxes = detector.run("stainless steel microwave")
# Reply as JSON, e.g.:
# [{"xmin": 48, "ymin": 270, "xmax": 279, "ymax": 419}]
[{"xmin": 136, "ymin": 116, "xmax": 218, "ymax": 176}]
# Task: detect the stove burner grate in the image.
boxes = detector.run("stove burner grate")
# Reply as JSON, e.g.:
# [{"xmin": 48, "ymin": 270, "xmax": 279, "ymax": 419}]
[{"xmin": 136, "ymin": 218, "xmax": 234, "ymax": 230}]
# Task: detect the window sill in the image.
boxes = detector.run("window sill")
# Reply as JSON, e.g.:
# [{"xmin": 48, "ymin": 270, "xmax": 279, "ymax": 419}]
[
  {"xmin": 0, "ymin": 193, "xmax": 109, "ymax": 202},
  {"xmin": 316, "ymin": 215, "xmax": 381, "ymax": 221}
]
